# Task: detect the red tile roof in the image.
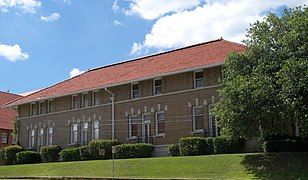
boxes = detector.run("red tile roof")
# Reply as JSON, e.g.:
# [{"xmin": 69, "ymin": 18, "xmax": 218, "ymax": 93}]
[
  {"xmin": 7, "ymin": 38, "xmax": 246, "ymax": 106},
  {"xmin": 0, "ymin": 92, "xmax": 22, "ymax": 130}
]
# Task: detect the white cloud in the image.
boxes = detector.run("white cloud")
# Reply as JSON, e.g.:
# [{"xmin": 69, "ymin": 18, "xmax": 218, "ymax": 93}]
[
  {"xmin": 69, "ymin": 68, "xmax": 85, "ymax": 78},
  {"xmin": 0, "ymin": 42, "xmax": 29, "ymax": 62},
  {"xmin": 130, "ymin": 0, "xmax": 308, "ymax": 55},
  {"xmin": 125, "ymin": 0, "xmax": 202, "ymax": 20},
  {"xmin": 112, "ymin": 0, "xmax": 120, "ymax": 12},
  {"xmin": 0, "ymin": 0, "xmax": 41, "ymax": 14},
  {"xmin": 112, "ymin": 20, "xmax": 122, "ymax": 26},
  {"xmin": 40, "ymin": 12, "xmax": 60, "ymax": 22}
]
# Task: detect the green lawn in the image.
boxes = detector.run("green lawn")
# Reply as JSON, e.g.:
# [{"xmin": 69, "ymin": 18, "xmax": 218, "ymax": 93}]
[{"xmin": 0, "ymin": 152, "xmax": 307, "ymax": 179}]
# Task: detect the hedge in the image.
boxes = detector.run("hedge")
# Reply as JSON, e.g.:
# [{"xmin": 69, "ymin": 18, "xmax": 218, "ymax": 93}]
[
  {"xmin": 16, "ymin": 151, "xmax": 41, "ymax": 164},
  {"xmin": 115, "ymin": 143, "xmax": 154, "ymax": 159},
  {"xmin": 79, "ymin": 146, "xmax": 97, "ymax": 160},
  {"xmin": 168, "ymin": 144, "xmax": 180, "ymax": 156},
  {"xmin": 0, "ymin": 148, "xmax": 4, "ymax": 165},
  {"xmin": 213, "ymin": 136, "xmax": 245, "ymax": 154},
  {"xmin": 88, "ymin": 140, "xmax": 120, "ymax": 159},
  {"xmin": 261, "ymin": 131, "xmax": 303, "ymax": 142},
  {"xmin": 179, "ymin": 137, "xmax": 214, "ymax": 156},
  {"xmin": 40, "ymin": 145, "xmax": 62, "ymax": 162},
  {"xmin": 59, "ymin": 147, "xmax": 81, "ymax": 162},
  {"xmin": 3, "ymin": 145, "xmax": 23, "ymax": 165}
]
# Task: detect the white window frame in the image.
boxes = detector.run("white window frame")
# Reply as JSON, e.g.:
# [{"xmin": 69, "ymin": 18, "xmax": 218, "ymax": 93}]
[
  {"xmin": 37, "ymin": 128, "xmax": 44, "ymax": 147},
  {"xmin": 208, "ymin": 104, "xmax": 218, "ymax": 137},
  {"xmin": 92, "ymin": 120, "xmax": 99, "ymax": 140},
  {"xmin": 30, "ymin": 103, "xmax": 37, "ymax": 116},
  {"xmin": 71, "ymin": 123, "xmax": 78, "ymax": 144},
  {"xmin": 153, "ymin": 78, "xmax": 162, "ymax": 95},
  {"xmin": 131, "ymin": 83, "xmax": 140, "ymax": 99},
  {"xmin": 29, "ymin": 129, "xmax": 35, "ymax": 148},
  {"xmin": 142, "ymin": 113, "xmax": 151, "ymax": 142},
  {"xmin": 38, "ymin": 101, "xmax": 44, "ymax": 115},
  {"xmin": 47, "ymin": 99, "xmax": 53, "ymax": 113},
  {"xmin": 155, "ymin": 111, "xmax": 165, "ymax": 136},
  {"xmin": 46, "ymin": 127, "xmax": 53, "ymax": 145},
  {"xmin": 81, "ymin": 122, "xmax": 88, "ymax": 145},
  {"xmin": 1, "ymin": 132, "xmax": 8, "ymax": 144},
  {"xmin": 82, "ymin": 93, "xmax": 89, "ymax": 108},
  {"xmin": 128, "ymin": 115, "xmax": 137, "ymax": 139},
  {"xmin": 71, "ymin": 95, "xmax": 79, "ymax": 109},
  {"xmin": 192, "ymin": 106, "xmax": 204, "ymax": 133},
  {"xmin": 194, "ymin": 70, "xmax": 204, "ymax": 89},
  {"xmin": 92, "ymin": 90, "xmax": 100, "ymax": 106}
]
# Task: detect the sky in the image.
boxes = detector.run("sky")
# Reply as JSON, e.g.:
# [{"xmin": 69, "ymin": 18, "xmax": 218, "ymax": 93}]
[{"xmin": 0, "ymin": 0, "xmax": 307, "ymax": 94}]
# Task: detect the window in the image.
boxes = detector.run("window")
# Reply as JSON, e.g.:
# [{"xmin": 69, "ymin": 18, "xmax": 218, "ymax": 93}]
[
  {"xmin": 208, "ymin": 106, "xmax": 219, "ymax": 137},
  {"xmin": 128, "ymin": 115, "xmax": 137, "ymax": 138},
  {"xmin": 131, "ymin": 83, "xmax": 140, "ymax": 99},
  {"xmin": 47, "ymin": 100, "xmax": 53, "ymax": 113},
  {"xmin": 82, "ymin": 93, "xmax": 88, "ymax": 108},
  {"xmin": 81, "ymin": 122, "xmax": 88, "ymax": 145},
  {"xmin": 1, "ymin": 133, "xmax": 8, "ymax": 144},
  {"xmin": 46, "ymin": 127, "xmax": 53, "ymax": 145},
  {"xmin": 39, "ymin": 102, "xmax": 44, "ymax": 115},
  {"xmin": 194, "ymin": 71, "xmax": 204, "ymax": 88},
  {"xmin": 193, "ymin": 106, "xmax": 204, "ymax": 132},
  {"xmin": 156, "ymin": 111, "xmax": 165, "ymax": 135},
  {"xmin": 71, "ymin": 124, "xmax": 78, "ymax": 144},
  {"xmin": 37, "ymin": 128, "xmax": 44, "ymax": 147},
  {"xmin": 29, "ymin": 129, "xmax": 35, "ymax": 148},
  {"xmin": 30, "ymin": 103, "xmax": 37, "ymax": 116},
  {"xmin": 92, "ymin": 91, "xmax": 100, "ymax": 106},
  {"xmin": 72, "ymin": 95, "xmax": 79, "ymax": 109},
  {"xmin": 154, "ymin": 79, "xmax": 162, "ymax": 95},
  {"xmin": 92, "ymin": 120, "xmax": 99, "ymax": 140}
]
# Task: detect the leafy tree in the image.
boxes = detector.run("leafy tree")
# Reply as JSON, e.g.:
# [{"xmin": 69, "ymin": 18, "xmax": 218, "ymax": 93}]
[{"xmin": 214, "ymin": 6, "xmax": 308, "ymax": 138}]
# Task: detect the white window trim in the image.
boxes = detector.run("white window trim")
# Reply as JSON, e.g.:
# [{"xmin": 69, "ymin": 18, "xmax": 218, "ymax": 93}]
[
  {"xmin": 131, "ymin": 82, "xmax": 140, "ymax": 99},
  {"xmin": 71, "ymin": 94, "xmax": 78, "ymax": 109},
  {"xmin": 30, "ymin": 102, "xmax": 37, "ymax": 116},
  {"xmin": 192, "ymin": 106, "xmax": 204, "ymax": 133},
  {"xmin": 155, "ymin": 111, "xmax": 165, "ymax": 137},
  {"xmin": 153, "ymin": 78, "xmax": 162, "ymax": 96},
  {"xmin": 1, "ymin": 132, "xmax": 8, "ymax": 144},
  {"xmin": 82, "ymin": 93, "xmax": 89, "ymax": 108},
  {"xmin": 29, "ymin": 129, "xmax": 35, "ymax": 148},
  {"xmin": 194, "ymin": 70, "xmax": 204, "ymax": 89},
  {"xmin": 46, "ymin": 127, "xmax": 53, "ymax": 145},
  {"xmin": 208, "ymin": 104, "xmax": 218, "ymax": 137},
  {"xmin": 92, "ymin": 120, "xmax": 100, "ymax": 140},
  {"xmin": 128, "ymin": 115, "xmax": 137, "ymax": 139},
  {"xmin": 37, "ymin": 128, "xmax": 44, "ymax": 147},
  {"xmin": 92, "ymin": 90, "xmax": 100, "ymax": 106},
  {"xmin": 71, "ymin": 123, "xmax": 78, "ymax": 144},
  {"xmin": 38, "ymin": 101, "xmax": 44, "ymax": 115},
  {"xmin": 81, "ymin": 122, "xmax": 88, "ymax": 145},
  {"xmin": 47, "ymin": 99, "xmax": 53, "ymax": 114}
]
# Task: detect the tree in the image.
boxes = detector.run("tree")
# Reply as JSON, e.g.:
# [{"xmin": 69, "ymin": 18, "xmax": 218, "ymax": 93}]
[{"xmin": 214, "ymin": 6, "xmax": 308, "ymax": 138}]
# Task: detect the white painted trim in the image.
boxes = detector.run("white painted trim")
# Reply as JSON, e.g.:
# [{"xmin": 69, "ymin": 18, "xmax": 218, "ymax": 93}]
[
  {"xmin": 131, "ymin": 82, "xmax": 140, "ymax": 99},
  {"xmin": 128, "ymin": 115, "xmax": 137, "ymax": 139},
  {"xmin": 192, "ymin": 106, "xmax": 204, "ymax": 132},
  {"xmin": 18, "ymin": 84, "xmax": 221, "ymax": 120},
  {"xmin": 193, "ymin": 70, "xmax": 204, "ymax": 89},
  {"xmin": 71, "ymin": 94, "xmax": 78, "ymax": 110},
  {"xmin": 81, "ymin": 92, "xmax": 89, "ymax": 108},
  {"xmin": 155, "ymin": 111, "xmax": 165, "ymax": 136},
  {"xmin": 153, "ymin": 78, "xmax": 162, "ymax": 96}
]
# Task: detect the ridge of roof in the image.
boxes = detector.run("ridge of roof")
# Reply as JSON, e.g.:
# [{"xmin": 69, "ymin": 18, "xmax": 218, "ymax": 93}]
[{"xmin": 0, "ymin": 91, "xmax": 23, "ymax": 97}]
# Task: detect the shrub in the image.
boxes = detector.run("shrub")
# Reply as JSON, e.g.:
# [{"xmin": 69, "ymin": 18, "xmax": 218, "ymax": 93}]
[
  {"xmin": 115, "ymin": 143, "xmax": 154, "ymax": 159},
  {"xmin": 59, "ymin": 148, "xmax": 81, "ymax": 162},
  {"xmin": 263, "ymin": 140, "xmax": 296, "ymax": 152},
  {"xmin": 79, "ymin": 146, "xmax": 97, "ymax": 160},
  {"xmin": 88, "ymin": 139, "xmax": 120, "ymax": 159},
  {"xmin": 260, "ymin": 131, "xmax": 302, "ymax": 142},
  {"xmin": 40, "ymin": 145, "xmax": 62, "ymax": 162},
  {"xmin": 179, "ymin": 137, "xmax": 213, "ymax": 156},
  {"xmin": 0, "ymin": 148, "xmax": 4, "ymax": 165},
  {"xmin": 3, "ymin": 145, "xmax": 23, "ymax": 165},
  {"xmin": 16, "ymin": 151, "xmax": 41, "ymax": 164},
  {"xmin": 213, "ymin": 136, "xmax": 245, "ymax": 154},
  {"xmin": 168, "ymin": 144, "xmax": 180, "ymax": 156}
]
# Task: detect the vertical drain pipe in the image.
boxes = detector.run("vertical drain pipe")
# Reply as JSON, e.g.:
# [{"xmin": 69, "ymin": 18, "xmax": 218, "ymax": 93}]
[{"xmin": 105, "ymin": 87, "xmax": 115, "ymax": 141}]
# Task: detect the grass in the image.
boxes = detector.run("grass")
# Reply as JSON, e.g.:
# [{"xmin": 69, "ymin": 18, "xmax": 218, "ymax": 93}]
[{"xmin": 0, "ymin": 152, "xmax": 307, "ymax": 179}]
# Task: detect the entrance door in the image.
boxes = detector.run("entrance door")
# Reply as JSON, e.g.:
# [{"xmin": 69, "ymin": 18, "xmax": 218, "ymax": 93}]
[{"xmin": 142, "ymin": 114, "xmax": 151, "ymax": 143}]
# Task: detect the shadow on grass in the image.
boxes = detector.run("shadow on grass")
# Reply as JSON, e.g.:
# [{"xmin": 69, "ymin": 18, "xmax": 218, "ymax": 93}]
[{"xmin": 241, "ymin": 152, "xmax": 308, "ymax": 179}]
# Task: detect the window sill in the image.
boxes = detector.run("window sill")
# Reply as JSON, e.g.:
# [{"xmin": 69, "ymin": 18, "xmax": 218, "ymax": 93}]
[
  {"xmin": 127, "ymin": 136, "xmax": 137, "ymax": 140},
  {"xmin": 154, "ymin": 133, "xmax": 165, "ymax": 138},
  {"xmin": 190, "ymin": 130, "xmax": 203, "ymax": 134}
]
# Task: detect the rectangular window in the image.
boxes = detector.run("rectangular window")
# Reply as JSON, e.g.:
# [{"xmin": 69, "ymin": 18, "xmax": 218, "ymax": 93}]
[
  {"xmin": 193, "ymin": 106, "xmax": 204, "ymax": 132},
  {"xmin": 156, "ymin": 111, "xmax": 165, "ymax": 135},
  {"xmin": 82, "ymin": 93, "xmax": 88, "ymax": 108},
  {"xmin": 47, "ymin": 100, "xmax": 53, "ymax": 113},
  {"xmin": 46, "ymin": 127, "xmax": 53, "ymax": 145},
  {"xmin": 154, "ymin": 79, "xmax": 162, "ymax": 95},
  {"xmin": 208, "ymin": 106, "xmax": 219, "ymax": 137},
  {"xmin": 129, "ymin": 115, "xmax": 137, "ymax": 138},
  {"xmin": 71, "ymin": 124, "xmax": 78, "ymax": 144},
  {"xmin": 131, "ymin": 83, "xmax": 140, "ymax": 99},
  {"xmin": 92, "ymin": 91, "xmax": 100, "ymax": 106},
  {"xmin": 194, "ymin": 71, "xmax": 204, "ymax": 88},
  {"xmin": 39, "ymin": 102, "xmax": 44, "ymax": 115},
  {"xmin": 29, "ymin": 129, "xmax": 35, "ymax": 148},
  {"xmin": 72, "ymin": 95, "xmax": 79, "ymax": 109},
  {"xmin": 81, "ymin": 122, "xmax": 88, "ymax": 145},
  {"xmin": 1, "ymin": 133, "xmax": 8, "ymax": 144},
  {"xmin": 37, "ymin": 128, "xmax": 44, "ymax": 147},
  {"xmin": 92, "ymin": 120, "xmax": 99, "ymax": 140},
  {"xmin": 30, "ymin": 103, "xmax": 37, "ymax": 116}
]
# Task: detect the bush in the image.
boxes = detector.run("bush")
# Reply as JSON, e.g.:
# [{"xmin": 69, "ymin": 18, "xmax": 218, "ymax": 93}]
[
  {"xmin": 16, "ymin": 151, "xmax": 41, "ymax": 164},
  {"xmin": 3, "ymin": 145, "xmax": 23, "ymax": 165},
  {"xmin": 115, "ymin": 143, "xmax": 154, "ymax": 159},
  {"xmin": 263, "ymin": 140, "xmax": 296, "ymax": 152},
  {"xmin": 59, "ymin": 148, "xmax": 81, "ymax": 162},
  {"xmin": 213, "ymin": 136, "xmax": 245, "ymax": 154},
  {"xmin": 260, "ymin": 131, "xmax": 302, "ymax": 142},
  {"xmin": 88, "ymin": 139, "xmax": 120, "ymax": 159},
  {"xmin": 79, "ymin": 146, "xmax": 97, "ymax": 160},
  {"xmin": 40, "ymin": 145, "xmax": 62, "ymax": 162},
  {"xmin": 179, "ymin": 137, "xmax": 214, "ymax": 156},
  {"xmin": 168, "ymin": 144, "xmax": 180, "ymax": 156},
  {"xmin": 0, "ymin": 148, "xmax": 4, "ymax": 165}
]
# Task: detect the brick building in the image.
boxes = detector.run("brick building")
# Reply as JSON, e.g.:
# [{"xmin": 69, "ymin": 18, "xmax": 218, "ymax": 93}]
[
  {"xmin": 6, "ymin": 39, "xmax": 246, "ymax": 150},
  {"xmin": 0, "ymin": 91, "xmax": 22, "ymax": 148}
]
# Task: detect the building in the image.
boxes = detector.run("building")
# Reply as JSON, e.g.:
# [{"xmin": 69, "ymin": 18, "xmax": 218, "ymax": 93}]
[
  {"xmin": 6, "ymin": 39, "xmax": 246, "ymax": 150},
  {"xmin": 0, "ymin": 91, "xmax": 22, "ymax": 148}
]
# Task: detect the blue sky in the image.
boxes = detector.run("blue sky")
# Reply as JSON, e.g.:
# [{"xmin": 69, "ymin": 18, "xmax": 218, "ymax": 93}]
[{"xmin": 0, "ymin": 0, "xmax": 306, "ymax": 94}]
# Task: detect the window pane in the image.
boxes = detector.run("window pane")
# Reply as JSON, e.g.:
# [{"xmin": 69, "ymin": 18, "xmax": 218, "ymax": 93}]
[
  {"xmin": 155, "ymin": 79, "xmax": 162, "ymax": 86},
  {"xmin": 195, "ymin": 115, "xmax": 204, "ymax": 130},
  {"xmin": 195, "ymin": 71, "xmax": 203, "ymax": 79},
  {"xmin": 158, "ymin": 122, "xmax": 165, "ymax": 134},
  {"xmin": 155, "ymin": 86, "xmax": 162, "ymax": 95},
  {"xmin": 132, "ymin": 84, "xmax": 138, "ymax": 90},
  {"xmin": 131, "ymin": 124, "xmax": 137, "ymax": 137},
  {"xmin": 157, "ymin": 112, "xmax": 164, "ymax": 121},
  {"xmin": 196, "ymin": 79, "xmax": 204, "ymax": 88},
  {"xmin": 133, "ymin": 91, "xmax": 140, "ymax": 98},
  {"xmin": 143, "ymin": 114, "xmax": 151, "ymax": 122}
]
